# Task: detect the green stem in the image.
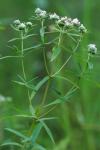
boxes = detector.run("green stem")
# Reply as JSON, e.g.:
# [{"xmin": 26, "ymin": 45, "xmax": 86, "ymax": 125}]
[
  {"xmin": 21, "ymin": 31, "xmax": 26, "ymax": 80},
  {"xmin": 21, "ymin": 32, "xmax": 33, "ymax": 116},
  {"xmin": 58, "ymin": 29, "xmax": 62, "ymax": 46},
  {"xmin": 41, "ymin": 20, "xmax": 51, "ymax": 110},
  {"xmin": 20, "ymin": 31, "xmax": 28, "ymax": 150},
  {"xmin": 41, "ymin": 79, "xmax": 50, "ymax": 106},
  {"xmin": 41, "ymin": 19, "xmax": 50, "ymax": 76},
  {"xmin": 20, "ymin": 31, "xmax": 32, "ymax": 105},
  {"xmin": 43, "ymin": 47, "xmax": 50, "ymax": 76}
]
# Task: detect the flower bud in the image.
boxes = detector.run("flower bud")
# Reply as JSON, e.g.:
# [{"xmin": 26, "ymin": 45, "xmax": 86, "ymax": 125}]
[
  {"xmin": 35, "ymin": 8, "xmax": 47, "ymax": 18},
  {"xmin": 14, "ymin": 19, "xmax": 20, "ymax": 25},
  {"xmin": 49, "ymin": 13, "xmax": 60, "ymax": 20},
  {"xmin": 72, "ymin": 18, "xmax": 80, "ymax": 26},
  {"xmin": 88, "ymin": 44, "xmax": 97, "ymax": 55},
  {"xmin": 26, "ymin": 22, "xmax": 32, "ymax": 27},
  {"xmin": 35, "ymin": 8, "xmax": 42, "ymax": 14},
  {"xmin": 79, "ymin": 24, "xmax": 87, "ymax": 33},
  {"xmin": 18, "ymin": 23, "xmax": 26, "ymax": 30}
]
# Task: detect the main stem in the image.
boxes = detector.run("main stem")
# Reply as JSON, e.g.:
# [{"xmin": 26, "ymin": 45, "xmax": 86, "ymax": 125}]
[
  {"xmin": 41, "ymin": 79, "xmax": 50, "ymax": 106},
  {"xmin": 21, "ymin": 31, "xmax": 26, "ymax": 80},
  {"xmin": 21, "ymin": 31, "xmax": 32, "ymax": 106},
  {"xmin": 41, "ymin": 20, "xmax": 50, "ymax": 106}
]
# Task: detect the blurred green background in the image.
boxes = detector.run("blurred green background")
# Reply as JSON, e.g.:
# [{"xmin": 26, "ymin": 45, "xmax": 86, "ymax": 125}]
[{"xmin": 0, "ymin": 0, "xmax": 100, "ymax": 150}]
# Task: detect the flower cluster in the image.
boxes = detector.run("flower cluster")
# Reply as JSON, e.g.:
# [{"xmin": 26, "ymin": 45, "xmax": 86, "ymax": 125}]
[
  {"xmin": 34, "ymin": 8, "xmax": 87, "ymax": 33},
  {"xmin": 88, "ymin": 44, "xmax": 97, "ymax": 55},
  {"xmin": 35, "ymin": 8, "xmax": 47, "ymax": 18},
  {"xmin": 56, "ymin": 17, "xmax": 87, "ymax": 32},
  {"xmin": 34, "ymin": 8, "xmax": 97, "ymax": 56},
  {"xmin": 13, "ymin": 20, "xmax": 32, "ymax": 31},
  {"xmin": 49, "ymin": 13, "xmax": 60, "ymax": 20}
]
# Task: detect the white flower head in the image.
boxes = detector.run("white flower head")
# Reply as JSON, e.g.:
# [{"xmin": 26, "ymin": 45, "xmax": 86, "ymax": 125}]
[
  {"xmin": 49, "ymin": 13, "xmax": 60, "ymax": 20},
  {"xmin": 79, "ymin": 24, "xmax": 87, "ymax": 33},
  {"xmin": 56, "ymin": 17, "xmax": 73, "ymax": 28},
  {"xmin": 35, "ymin": 8, "xmax": 42, "ymax": 14},
  {"xmin": 88, "ymin": 44, "xmax": 97, "ymax": 54},
  {"xmin": 65, "ymin": 21, "xmax": 72, "ymax": 27},
  {"xmin": 60, "ymin": 16, "xmax": 68, "ymax": 22},
  {"xmin": 14, "ymin": 19, "xmax": 21, "ymax": 25},
  {"xmin": 26, "ymin": 22, "xmax": 32, "ymax": 27},
  {"xmin": 18, "ymin": 23, "xmax": 26, "ymax": 30},
  {"xmin": 35, "ymin": 8, "xmax": 47, "ymax": 18},
  {"xmin": 65, "ymin": 18, "xmax": 73, "ymax": 28},
  {"xmin": 39, "ymin": 11, "xmax": 47, "ymax": 18},
  {"xmin": 72, "ymin": 18, "xmax": 80, "ymax": 26}
]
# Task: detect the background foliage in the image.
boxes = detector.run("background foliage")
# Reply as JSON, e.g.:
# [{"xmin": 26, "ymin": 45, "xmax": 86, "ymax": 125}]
[{"xmin": 0, "ymin": 0, "xmax": 100, "ymax": 149}]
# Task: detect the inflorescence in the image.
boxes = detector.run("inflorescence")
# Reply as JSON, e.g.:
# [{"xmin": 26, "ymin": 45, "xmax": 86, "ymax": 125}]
[
  {"xmin": 34, "ymin": 8, "xmax": 97, "ymax": 54},
  {"xmin": 13, "ymin": 8, "xmax": 97, "ymax": 56},
  {"xmin": 88, "ymin": 44, "xmax": 97, "ymax": 55},
  {"xmin": 13, "ymin": 20, "xmax": 32, "ymax": 31},
  {"xmin": 35, "ymin": 8, "xmax": 87, "ymax": 33}
]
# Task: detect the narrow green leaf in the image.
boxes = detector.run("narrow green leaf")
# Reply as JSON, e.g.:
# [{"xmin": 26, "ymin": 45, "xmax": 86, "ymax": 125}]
[
  {"xmin": 24, "ymin": 33, "xmax": 38, "ymax": 39},
  {"xmin": 40, "ymin": 121, "xmax": 55, "ymax": 144},
  {"xmin": 31, "ymin": 123, "xmax": 43, "ymax": 143},
  {"xmin": 30, "ymin": 76, "xmax": 49, "ymax": 100},
  {"xmin": 8, "ymin": 37, "xmax": 20, "ymax": 42},
  {"xmin": 27, "ymin": 76, "xmax": 39, "ymax": 84},
  {"xmin": 34, "ymin": 143, "xmax": 46, "ymax": 150},
  {"xmin": 25, "ymin": 83, "xmax": 35, "ymax": 90},
  {"xmin": 16, "ymin": 114, "xmax": 35, "ymax": 119},
  {"xmin": 44, "ymin": 87, "xmax": 77, "ymax": 107},
  {"xmin": 30, "ymin": 90, "xmax": 36, "ymax": 101},
  {"xmin": 0, "ymin": 55, "xmax": 23, "ymax": 60},
  {"xmin": 35, "ymin": 76, "xmax": 49, "ymax": 91},
  {"xmin": 12, "ymin": 80, "xmax": 25, "ymax": 86},
  {"xmin": 5, "ymin": 128, "xmax": 27, "ymax": 139},
  {"xmin": 1, "ymin": 141, "xmax": 22, "ymax": 148},
  {"xmin": 54, "ymin": 75, "xmax": 79, "ymax": 88},
  {"xmin": 12, "ymin": 80, "xmax": 35, "ymax": 90},
  {"xmin": 39, "ymin": 117, "xmax": 57, "ymax": 121},
  {"xmin": 68, "ymin": 33, "xmax": 80, "ymax": 37},
  {"xmin": 23, "ymin": 44, "xmax": 42, "ymax": 52},
  {"xmin": 45, "ymin": 37, "xmax": 58, "ymax": 45},
  {"xmin": 50, "ymin": 46, "xmax": 61, "ymax": 62},
  {"xmin": 17, "ymin": 74, "xmax": 26, "ymax": 82},
  {"xmin": 29, "ymin": 104, "xmax": 36, "ymax": 116}
]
